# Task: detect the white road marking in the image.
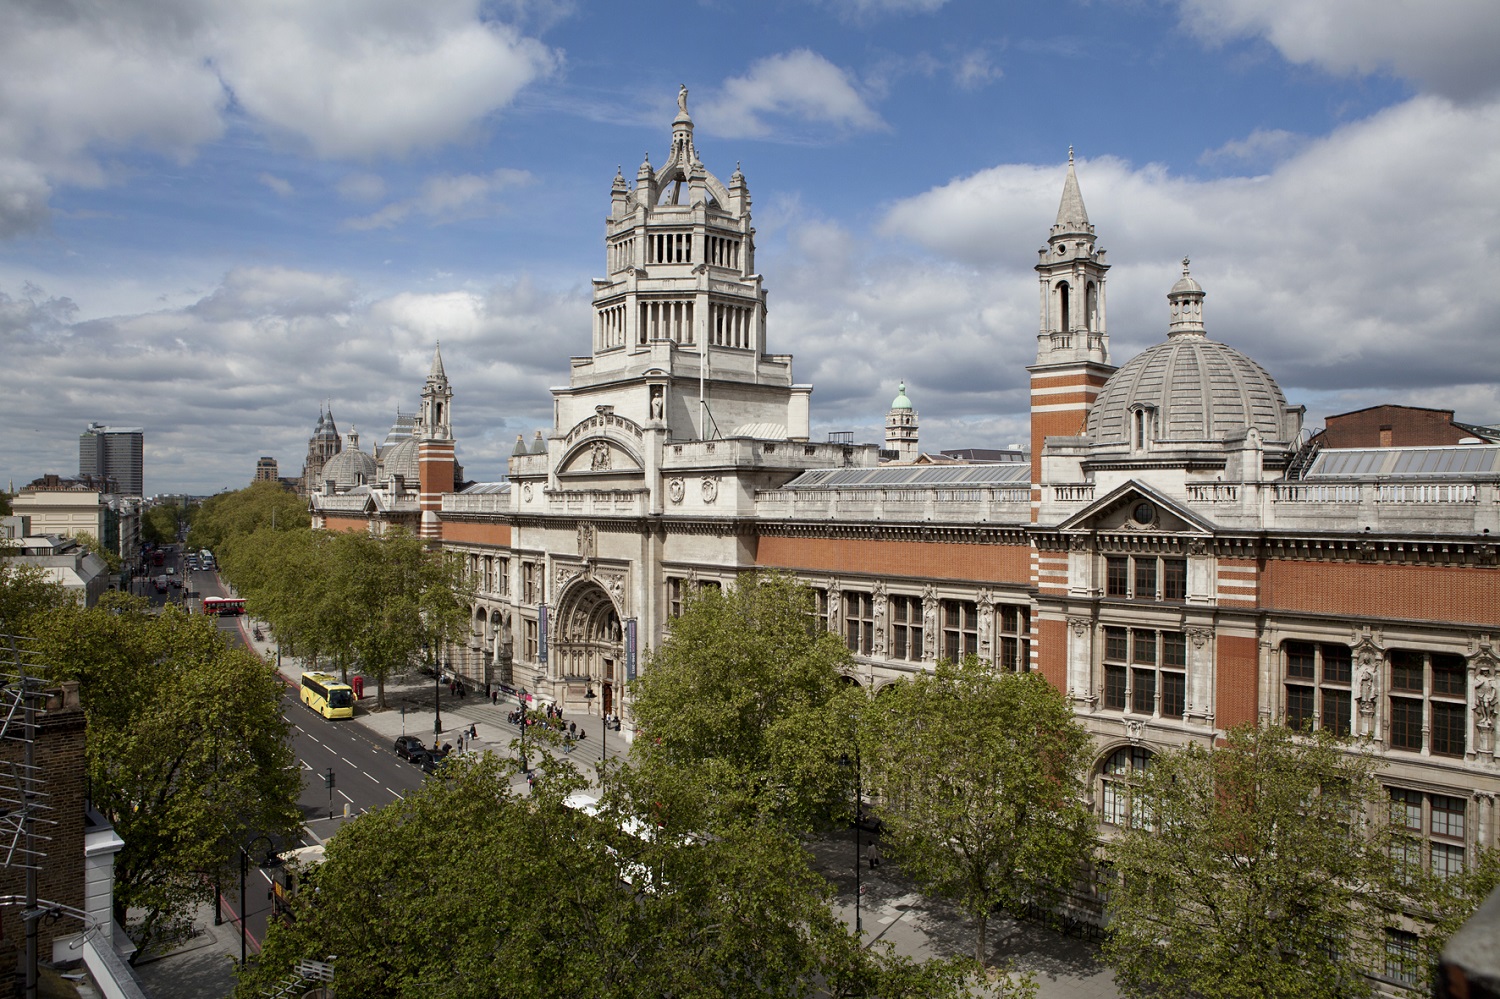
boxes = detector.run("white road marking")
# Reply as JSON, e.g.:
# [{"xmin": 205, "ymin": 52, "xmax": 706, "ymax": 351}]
[
  {"xmin": 386, "ymin": 788, "xmax": 403, "ymax": 799},
  {"xmin": 337, "ymin": 790, "xmax": 352, "ymax": 803}
]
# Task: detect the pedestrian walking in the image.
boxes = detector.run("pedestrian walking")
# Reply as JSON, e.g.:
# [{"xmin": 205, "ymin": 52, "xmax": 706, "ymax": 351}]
[
  {"xmin": 492, "ymin": 690, "xmax": 499, "ymax": 706},
  {"xmin": 469, "ymin": 723, "xmax": 477, "ymax": 738},
  {"xmin": 569, "ymin": 721, "xmax": 576, "ymax": 736},
  {"xmin": 866, "ymin": 842, "xmax": 880, "ymax": 870}
]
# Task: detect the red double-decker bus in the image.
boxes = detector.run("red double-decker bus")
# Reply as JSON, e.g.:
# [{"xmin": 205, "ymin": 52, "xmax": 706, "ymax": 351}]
[{"xmin": 201, "ymin": 596, "xmax": 246, "ymax": 616}]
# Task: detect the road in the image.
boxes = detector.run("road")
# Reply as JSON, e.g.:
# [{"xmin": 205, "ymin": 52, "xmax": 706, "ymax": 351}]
[{"xmin": 191, "ymin": 569, "xmax": 432, "ymax": 962}]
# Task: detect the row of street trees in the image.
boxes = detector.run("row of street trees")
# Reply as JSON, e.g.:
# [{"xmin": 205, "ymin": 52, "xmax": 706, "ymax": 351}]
[{"xmin": 219, "ymin": 524, "xmax": 472, "ymax": 707}]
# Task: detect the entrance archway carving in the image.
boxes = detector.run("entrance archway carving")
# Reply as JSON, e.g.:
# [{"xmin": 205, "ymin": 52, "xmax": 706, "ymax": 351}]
[{"xmin": 553, "ymin": 579, "xmax": 624, "ymax": 715}]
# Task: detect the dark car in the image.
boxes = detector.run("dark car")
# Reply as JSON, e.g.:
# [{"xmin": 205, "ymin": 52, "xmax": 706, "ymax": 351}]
[
  {"xmin": 393, "ymin": 735, "xmax": 425, "ymax": 760},
  {"xmin": 409, "ymin": 749, "xmax": 443, "ymax": 775}
]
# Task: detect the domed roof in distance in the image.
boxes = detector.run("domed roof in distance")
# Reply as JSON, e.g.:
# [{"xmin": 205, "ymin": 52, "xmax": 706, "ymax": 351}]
[
  {"xmin": 1086, "ymin": 261, "xmax": 1296, "ymax": 447},
  {"xmin": 380, "ymin": 437, "xmax": 419, "ymax": 484},
  {"xmin": 890, "ymin": 381, "xmax": 913, "ymax": 410},
  {"xmin": 1086, "ymin": 336, "xmax": 1294, "ymax": 445},
  {"xmin": 320, "ymin": 446, "xmax": 377, "ymax": 489}
]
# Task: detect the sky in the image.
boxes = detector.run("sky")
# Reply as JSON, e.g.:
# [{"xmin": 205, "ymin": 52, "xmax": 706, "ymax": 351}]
[{"xmin": 3, "ymin": 0, "xmax": 1500, "ymax": 496}]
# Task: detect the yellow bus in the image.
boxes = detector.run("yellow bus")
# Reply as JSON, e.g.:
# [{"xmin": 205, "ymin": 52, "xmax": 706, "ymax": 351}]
[{"xmin": 300, "ymin": 672, "xmax": 355, "ymax": 719}]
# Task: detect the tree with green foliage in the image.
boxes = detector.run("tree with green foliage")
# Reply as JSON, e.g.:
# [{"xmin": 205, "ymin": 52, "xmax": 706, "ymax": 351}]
[
  {"xmin": 188, "ymin": 480, "xmax": 308, "ymax": 556},
  {"xmin": 32, "ymin": 602, "xmax": 300, "ymax": 957},
  {"xmin": 0, "ymin": 557, "xmax": 72, "ymax": 633},
  {"xmin": 141, "ymin": 502, "xmax": 185, "ymax": 547},
  {"xmin": 1102, "ymin": 724, "xmax": 1418, "ymax": 999},
  {"xmin": 237, "ymin": 754, "xmax": 1005, "ymax": 999},
  {"xmin": 72, "ymin": 529, "xmax": 122, "ymax": 575},
  {"xmin": 863, "ymin": 658, "xmax": 1095, "ymax": 964},
  {"xmin": 222, "ymin": 527, "xmax": 470, "ymax": 707},
  {"xmin": 628, "ymin": 572, "xmax": 856, "ymax": 832}
]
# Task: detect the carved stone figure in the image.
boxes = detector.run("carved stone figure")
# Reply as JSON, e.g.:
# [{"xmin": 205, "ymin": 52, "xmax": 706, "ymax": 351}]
[
  {"xmin": 872, "ymin": 580, "xmax": 887, "ymax": 656},
  {"xmin": 650, "ymin": 388, "xmax": 664, "ymax": 421},
  {"xmin": 678, "ymin": 84, "xmax": 689, "ymax": 115},
  {"xmin": 578, "ymin": 523, "xmax": 596, "ymax": 561},
  {"xmin": 1476, "ymin": 677, "xmax": 1497, "ymax": 754},
  {"xmin": 591, "ymin": 440, "xmax": 612, "ymax": 470},
  {"xmin": 826, "ymin": 583, "xmax": 841, "ymax": 632},
  {"xmin": 977, "ymin": 589, "xmax": 994, "ymax": 657},
  {"xmin": 701, "ymin": 476, "xmax": 719, "ymax": 503},
  {"xmin": 668, "ymin": 477, "xmax": 684, "ymax": 504},
  {"xmin": 921, "ymin": 586, "xmax": 937, "ymax": 660}
]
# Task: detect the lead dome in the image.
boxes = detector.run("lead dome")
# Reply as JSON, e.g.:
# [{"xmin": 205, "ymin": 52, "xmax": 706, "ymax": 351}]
[{"xmin": 1085, "ymin": 260, "xmax": 1300, "ymax": 446}]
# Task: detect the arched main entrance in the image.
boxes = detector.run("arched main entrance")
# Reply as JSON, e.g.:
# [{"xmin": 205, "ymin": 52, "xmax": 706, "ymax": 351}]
[{"xmin": 553, "ymin": 580, "xmax": 623, "ymax": 715}]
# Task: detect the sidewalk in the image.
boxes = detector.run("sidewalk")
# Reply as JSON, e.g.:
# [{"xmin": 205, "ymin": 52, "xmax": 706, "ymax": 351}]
[
  {"xmin": 241, "ymin": 619, "xmax": 628, "ymax": 783},
  {"xmin": 234, "ymin": 618, "xmax": 1117, "ymax": 999},
  {"xmin": 129, "ymin": 901, "xmax": 242, "ymax": 999}
]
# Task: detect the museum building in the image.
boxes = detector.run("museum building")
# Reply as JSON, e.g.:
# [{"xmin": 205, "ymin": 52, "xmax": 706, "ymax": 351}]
[{"xmin": 310, "ymin": 94, "xmax": 1500, "ymax": 913}]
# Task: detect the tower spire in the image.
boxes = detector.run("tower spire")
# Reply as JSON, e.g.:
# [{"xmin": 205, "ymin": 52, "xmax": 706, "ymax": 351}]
[{"xmin": 1053, "ymin": 148, "xmax": 1091, "ymax": 236}]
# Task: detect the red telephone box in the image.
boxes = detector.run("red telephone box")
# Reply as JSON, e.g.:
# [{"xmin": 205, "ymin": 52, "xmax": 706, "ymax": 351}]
[{"xmin": 351, "ymin": 676, "xmax": 365, "ymax": 699}]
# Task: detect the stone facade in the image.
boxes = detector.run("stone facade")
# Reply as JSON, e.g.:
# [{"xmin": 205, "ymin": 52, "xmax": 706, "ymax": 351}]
[{"xmin": 330, "ymin": 96, "xmax": 1500, "ymax": 901}]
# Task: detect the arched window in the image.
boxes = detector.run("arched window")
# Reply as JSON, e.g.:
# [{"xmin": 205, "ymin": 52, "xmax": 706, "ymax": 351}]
[
  {"xmin": 1056, "ymin": 281, "xmax": 1071, "ymax": 332},
  {"xmin": 1085, "ymin": 281, "xmax": 1098, "ymax": 332},
  {"xmin": 1100, "ymin": 746, "xmax": 1152, "ymax": 827}
]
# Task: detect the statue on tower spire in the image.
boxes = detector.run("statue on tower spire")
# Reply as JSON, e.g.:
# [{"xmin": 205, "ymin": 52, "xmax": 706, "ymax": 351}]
[{"xmin": 678, "ymin": 84, "xmax": 689, "ymax": 116}]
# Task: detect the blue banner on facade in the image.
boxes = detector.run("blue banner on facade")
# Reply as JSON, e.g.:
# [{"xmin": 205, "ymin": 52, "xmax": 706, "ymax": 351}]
[
  {"xmin": 538, "ymin": 603, "xmax": 548, "ymax": 664},
  {"xmin": 625, "ymin": 618, "xmax": 637, "ymax": 681}
]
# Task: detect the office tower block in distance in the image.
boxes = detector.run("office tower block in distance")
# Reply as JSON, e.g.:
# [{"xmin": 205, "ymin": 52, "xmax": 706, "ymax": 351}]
[
  {"xmin": 254, "ymin": 456, "xmax": 279, "ymax": 482},
  {"xmin": 78, "ymin": 423, "xmax": 144, "ymax": 497}
]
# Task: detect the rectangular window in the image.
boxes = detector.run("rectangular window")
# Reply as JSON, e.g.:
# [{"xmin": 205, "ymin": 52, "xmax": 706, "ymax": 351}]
[
  {"xmin": 891, "ymin": 596, "xmax": 922, "ymax": 662},
  {"xmin": 1384, "ymin": 929, "xmax": 1420, "ymax": 986},
  {"xmin": 1104, "ymin": 665, "xmax": 1127, "ymax": 711},
  {"xmin": 1388, "ymin": 648, "xmax": 1467, "ymax": 757},
  {"xmin": 1162, "ymin": 558, "xmax": 1187, "ymax": 601},
  {"xmin": 667, "ymin": 577, "xmax": 684, "ymax": 619},
  {"xmin": 1282, "ymin": 641, "xmax": 1353, "ymax": 735},
  {"xmin": 1133, "ymin": 559, "xmax": 1157, "ymax": 601},
  {"xmin": 522, "ymin": 561, "xmax": 539, "ymax": 604},
  {"xmin": 497, "ymin": 557, "xmax": 510, "ymax": 596},
  {"xmin": 997, "ymin": 601, "xmax": 1031, "ymax": 673},
  {"xmin": 1105, "ymin": 627, "xmax": 1128, "ymax": 662},
  {"xmin": 1131, "ymin": 669, "xmax": 1156, "ymax": 713},
  {"xmin": 524, "ymin": 619, "xmax": 538, "ymax": 661},
  {"xmin": 1161, "ymin": 671, "xmax": 1185, "ymax": 719},
  {"xmin": 1106, "ymin": 557, "xmax": 1128, "ymax": 597},
  {"xmin": 844, "ymin": 591, "xmax": 874, "ymax": 655},
  {"xmin": 941, "ymin": 599, "xmax": 978, "ymax": 663},
  {"xmin": 1390, "ymin": 698, "xmax": 1423, "ymax": 751},
  {"xmin": 806, "ymin": 588, "xmax": 828, "ymax": 637},
  {"xmin": 1105, "ymin": 554, "xmax": 1189, "ymax": 601},
  {"xmin": 1390, "ymin": 789, "xmax": 1467, "ymax": 881}
]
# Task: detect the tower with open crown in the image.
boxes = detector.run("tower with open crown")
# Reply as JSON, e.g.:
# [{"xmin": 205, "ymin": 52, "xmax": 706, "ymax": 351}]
[
  {"xmin": 1027, "ymin": 149, "xmax": 1115, "ymax": 516},
  {"xmin": 417, "ymin": 342, "xmax": 455, "ymax": 539}
]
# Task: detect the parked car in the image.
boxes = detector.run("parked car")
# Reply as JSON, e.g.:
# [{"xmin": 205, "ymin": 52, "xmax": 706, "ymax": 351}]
[
  {"xmin": 393, "ymin": 735, "xmax": 425, "ymax": 760},
  {"xmin": 409, "ymin": 749, "xmax": 443, "ymax": 775}
]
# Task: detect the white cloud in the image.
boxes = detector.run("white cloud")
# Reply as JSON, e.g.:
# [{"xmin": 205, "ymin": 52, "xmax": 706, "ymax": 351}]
[
  {"xmin": 829, "ymin": 93, "xmax": 1500, "ymax": 433},
  {"xmin": 258, "ymin": 172, "xmax": 294, "ymax": 197},
  {"xmin": 819, "ymin": 0, "xmax": 950, "ymax": 19},
  {"xmin": 0, "ymin": 265, "xmax": 587, "ymax": 493},
  {"xmin": 336, "ymin": 173, "xmax": 387, "ymax": 203},
  {"xmin": 212, "ymin": 4, "xmax": 559, "ymax": 158},
  {"xmin": 1176, "ymin": 0, "xmax": 1500, "ymax": 101},
  {"xmin": 343, "ymin": 169, "xmax": 535, "ymax": 230},
  {"xmin": 0, "ymin": 1, "xmax": 558, "ymax": 237},
  {"xmin": 701, "ymin": 51, "xmax": 885, "ymax": 140},
  {"xmin": 1199, "ymin": 128, "xmax": 1305, "ymax": 169}
]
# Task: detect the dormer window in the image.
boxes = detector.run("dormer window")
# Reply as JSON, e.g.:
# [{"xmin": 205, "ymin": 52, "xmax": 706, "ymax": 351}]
[{"xmin": 1130, "ymin": 406, "xmax": 1157, "ymax": 451}]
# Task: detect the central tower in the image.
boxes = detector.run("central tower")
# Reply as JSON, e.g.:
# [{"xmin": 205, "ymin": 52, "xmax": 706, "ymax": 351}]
[{"xmin": 560, "ymin": 86, "xmax": 810, "ymax": 443}]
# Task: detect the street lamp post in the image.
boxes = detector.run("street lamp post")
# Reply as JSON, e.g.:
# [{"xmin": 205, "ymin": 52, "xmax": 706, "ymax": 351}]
[
  {"xmin": 841, "ymin": 750, "xmax": 863, "ymax": 937},
  {"xmin": 517, "ymin": 688, "xmax": 529, "ymax": 773},
  {"xmin": 434, "ymin": 655, "xmax": 446, "ymax": 743},
  {"xmin": 585, "ymin": 686, "xmax": 606, "ymax": 767},
  {"xmin": 239, "ymin": 835, "xmax": 273, "ymax": 966}
]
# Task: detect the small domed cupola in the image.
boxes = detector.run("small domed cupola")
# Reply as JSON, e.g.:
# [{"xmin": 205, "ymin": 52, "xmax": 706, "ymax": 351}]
[
  {"xmin": 891, "ymin": 381, "xmax": 913, "ymax": 410},
  {"xmin": 1167, "ymin": 256, "xmax": 1207, "ymax": 337}
]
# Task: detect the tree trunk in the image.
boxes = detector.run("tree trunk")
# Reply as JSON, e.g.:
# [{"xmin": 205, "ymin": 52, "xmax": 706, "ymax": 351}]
[{"xmin": 975, "ymin": 910, "xmax": 987, "ymax": 965}]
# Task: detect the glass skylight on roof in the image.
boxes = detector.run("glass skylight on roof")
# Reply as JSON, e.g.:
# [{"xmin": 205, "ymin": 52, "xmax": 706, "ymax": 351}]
[{"xmin": 1308, "ymin": 446, "xmax": 1500, "ymax": 479}]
